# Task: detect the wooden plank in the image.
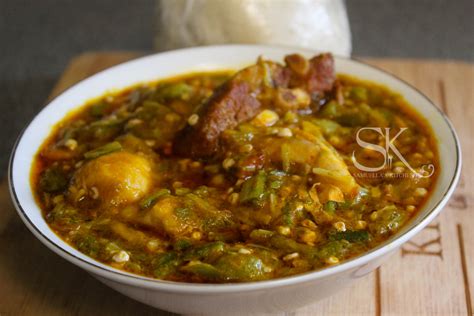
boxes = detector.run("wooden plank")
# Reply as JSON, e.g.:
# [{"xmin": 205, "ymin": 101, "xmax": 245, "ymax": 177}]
[
  {"xmin": 458, "ymin": 224, "xmax": 473, "ymax": 315},
  {"xmin": 364, "ymin": 59, "xmax": 473, "ymax": 316},
  {"xmin": 439, "ymin": 61, "xmax": 474, "ymax": 316},
  {"xmin": 0, "ymin": 52, "xmax": 472, "ymax": 315}
]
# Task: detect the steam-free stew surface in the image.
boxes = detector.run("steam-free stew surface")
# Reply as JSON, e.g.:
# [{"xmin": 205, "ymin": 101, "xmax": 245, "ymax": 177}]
[{"xmin": 32, "ymin": 54, "xmax": 437, "ymax": 283}]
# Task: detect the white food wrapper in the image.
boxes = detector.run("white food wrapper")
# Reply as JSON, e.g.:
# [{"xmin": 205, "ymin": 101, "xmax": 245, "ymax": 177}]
[{"xmin": 155, "ymin": 0, "xmax": 352, "ymax": 57}]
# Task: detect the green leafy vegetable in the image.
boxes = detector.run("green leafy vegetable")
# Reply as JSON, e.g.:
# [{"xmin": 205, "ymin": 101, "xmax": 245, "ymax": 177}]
[
  {"xmin": 174, "ymin": 239, "xmax": 193, "ymax": 251},
  {"xmin": 350, "ymin": 87, "xmax": 368, "ymax": 101},
  {"xmin": 319, "ymin": 100, "xmax": 342, "ymax": 118},
  {"xmin": 317, "ymin": 240, "xmax": 351, "ymax": 259},
  {"xmin": 269, "ymin": 235, "xmax": 318, "ymax": 259},
  {"xmin": 281, "ymin": 201, "xmax": 304, "ymax": 226},
  {"xmin": 104, "ymin": 242, "xmax": 122, "ymax": 257},
  {"xmin": 39, "ymin": 167, "xmax": 67, "ymax": 193},
  {"xmin": 329, "ymin": 230, "xmax": 370, "ymax": 242},
  {"xmin": 157, "ymin": 83, "xmax": 193, "ymax": 100},
  {"xmin": 323, "ymin": 201, "xmax": 338, "ymax": 213},
  {"xmin": 75, "ymin": 235, "xmax": 101, "ymax": 258},
  {"xmin": 369, "ymin": 205, "xmax": 406, "ymax": 236},
  {"xmin": 270, "ymin": 180, "xmax": 283, "ymax": 189},
  {"xmin": 249, "ymin": 229, "xmax": 274, "ymax": 242},
  {"xmin": 214, "ymin": 253, "xmax": 266, "ymax": 281},
  {"xmin": 46, "ymin": 202, "xmax": 81, "ymax": 229},
  {"xmin": 84, "ymin": 141, "xmax": 122, "ymax": 159},
  {"xmin": 183, "ymin": 241, "xmax": 225, "ymax": 261},
  {"xmin": 181, "ymin": 262, "xmax": 221, "ymax": 280},
  {"xmin": 239, "ymin": 171, "xmax": 267, "ymax": 204},
  {"xmin": 153, "ymin": 252, "xmax": 182, "ymax": 278},
  {"xmin": 89, "ymin": 102, "xmax": 108, "ymax": 117},
  {"xmin": 140, "ymin": 189, "xmax": 171, "ymax": 209},
  {"xmin": 312, "ymin": 118, "xmax": 341, "ymax": 135}
]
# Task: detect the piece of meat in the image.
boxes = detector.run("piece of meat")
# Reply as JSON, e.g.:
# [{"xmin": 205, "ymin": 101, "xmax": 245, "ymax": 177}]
[
  {"xmin": 174, "ymin": 53, "xmax": 336, "ymax": 159},
  {"xmin": 174, "ymin": 80, "xmax": 261, "ymax": 158},
  {"xmin": 285, "ymin": 53, "xmax": 335, "ymax": 96},
  {"xmin": 307, "ymin": 53, "xmax": 336, "ymax": 95},
  {"xmin": 272, "ymin": 65, "xmax": 292, "ymax": 87},
  {"xmin": 174, "ymin": 60, "xmax": 289, "ymax": 158}
]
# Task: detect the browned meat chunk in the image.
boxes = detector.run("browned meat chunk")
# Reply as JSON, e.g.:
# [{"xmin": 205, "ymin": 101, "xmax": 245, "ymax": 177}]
[
  {"xmin": 307, "ymin": 53, "xmax": 336, "ymax": 95},
  {"xmin": 174, "ymin": 80, "xmax": 261, "ymax": 158},
  {"xmin": 285, "ymin": 53, "xmax": 336, "ymax": 97},
  {"xmin": 174, "ymin": 53, "xmax": 336, "ymax": 159}
]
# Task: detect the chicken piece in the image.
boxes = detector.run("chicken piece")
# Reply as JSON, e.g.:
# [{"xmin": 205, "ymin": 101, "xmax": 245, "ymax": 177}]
[{"xmin": 69, "ymin": 151, "xmax": 153, "ymax": 208}]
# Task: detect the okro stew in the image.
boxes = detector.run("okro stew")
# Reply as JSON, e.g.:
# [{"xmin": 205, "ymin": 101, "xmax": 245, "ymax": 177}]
[{"xmin": 32, "ymin": 53, "xmax": 438, "ymax": 283}]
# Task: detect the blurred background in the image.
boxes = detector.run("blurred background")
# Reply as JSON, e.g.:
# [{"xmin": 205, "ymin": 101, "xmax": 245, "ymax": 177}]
[{"xmin": 0, "ymin": 0, "xmax": 473, "ymax": 179}]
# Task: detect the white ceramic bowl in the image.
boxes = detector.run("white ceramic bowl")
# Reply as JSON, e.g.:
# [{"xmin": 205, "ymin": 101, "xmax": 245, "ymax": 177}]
[{"xmin": 9, "ymin": 45, "xmax": 461, "ymax": 315}]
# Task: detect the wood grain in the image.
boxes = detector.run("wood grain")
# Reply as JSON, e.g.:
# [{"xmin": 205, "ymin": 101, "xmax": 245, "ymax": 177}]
[{"xmin": 0, "ymin": 52, "xmax": 472, "ymax": 316}]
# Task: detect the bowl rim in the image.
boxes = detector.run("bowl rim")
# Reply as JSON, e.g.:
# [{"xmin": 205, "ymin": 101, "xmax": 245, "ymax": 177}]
[{"xmin": 8, "ymin": 44, "xmax": 462, "ymax": 294}]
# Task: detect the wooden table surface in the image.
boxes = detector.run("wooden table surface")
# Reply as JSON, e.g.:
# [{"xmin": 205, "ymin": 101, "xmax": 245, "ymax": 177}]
[{"xmin": 0, "ymin": 52, "xmax": 472, "ymax": 316}]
